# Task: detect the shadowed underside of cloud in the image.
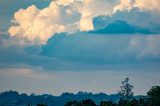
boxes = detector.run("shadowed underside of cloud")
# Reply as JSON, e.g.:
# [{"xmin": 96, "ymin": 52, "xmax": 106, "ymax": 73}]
[
  {"xmin": 39, "ymin": 32, "xmax": 160, "ymax": 70},
  {"xmin": 91, "ymin": 20, "xmax": 152, "ymax": 34},
  {"xmin": 0, "ymin": 33, "xmax": 160, "ymax": 71},
  {"xmin": 93, "ymin": 8, "xmax": 160, "ymax": 34}
]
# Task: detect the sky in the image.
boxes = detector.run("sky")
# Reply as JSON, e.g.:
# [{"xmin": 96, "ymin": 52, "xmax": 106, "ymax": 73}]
[{"xmin": 0, "ymin": 0, "xmax": 160, "ymax": 95}]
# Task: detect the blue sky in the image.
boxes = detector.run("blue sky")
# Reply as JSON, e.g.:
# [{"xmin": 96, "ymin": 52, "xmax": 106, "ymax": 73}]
[{"xmin": 0, "ymin": 0, "xmax": 160, "ymax": 95}]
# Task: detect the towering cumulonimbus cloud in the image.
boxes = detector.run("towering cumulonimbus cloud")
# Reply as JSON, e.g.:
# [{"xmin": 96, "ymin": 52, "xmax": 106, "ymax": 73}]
[
  {"xmin": 8, "ymin": 0, "xmax": 160, "ymax": 45},
  {"xmin": 8, "ymin": 0, "xmax": 116, "ymax": 44}
]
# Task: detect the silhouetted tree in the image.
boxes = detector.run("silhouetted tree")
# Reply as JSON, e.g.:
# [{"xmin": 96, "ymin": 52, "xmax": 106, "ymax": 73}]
[
  {"xmin": 37, "ymin": 104, "xmax": 47, "ymax": 106},
  {"xmin": 129, "ymin": 98, "xmax": 138, "ymax": 106},
  {"xmin": 137, "ymin": 97, "xmax": 150, "ymax": 106},
  {"xmin": 81, "ymin": 99, "xmax": 97, "ymax": 106},
  {"xmin": 147, "ymin": 86, "xmax": 160, "ymax": 106},
  {"xmin": 100, "ymin": 101, "xmax": 115, "ymax": 106},
  {"xmin": 64, "ymin": 99, "xmax": 97, "ymax": 106},
  {"xmin": 118, "ymin": 77, "xmax": 134, "ymax": 101},
  {"xmin": 118, "ymin": 98, "xmax": 128, "ymax": 106},
  {"xmin": 64, "ymin": 100, "xmax": 79, "ymax": 106}
]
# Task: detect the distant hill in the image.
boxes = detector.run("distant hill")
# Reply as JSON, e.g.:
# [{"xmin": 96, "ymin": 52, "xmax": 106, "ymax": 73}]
[{"xmin": 0, "ymin": 91, "xmax": 122, "ymax": 106}]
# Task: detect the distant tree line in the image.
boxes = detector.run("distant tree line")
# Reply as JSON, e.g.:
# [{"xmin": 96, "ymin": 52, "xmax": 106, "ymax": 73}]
[
  {"xmin": 64, "ymin": 78, "xmax": 160, "ymax": 106},
  {"xmin": 0, "ymin": 78, "xmax": 159, "ymax": 106}
]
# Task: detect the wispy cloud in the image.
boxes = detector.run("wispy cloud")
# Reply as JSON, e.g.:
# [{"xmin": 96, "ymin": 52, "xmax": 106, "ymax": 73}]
[{"xmin": 0, "ymin": 68, "xmax": 50, "ymax": 79}]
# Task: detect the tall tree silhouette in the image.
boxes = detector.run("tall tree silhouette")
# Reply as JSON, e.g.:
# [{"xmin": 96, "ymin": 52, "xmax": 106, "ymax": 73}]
[
  {"xmin": 147, "ymin": 86, "xmax": 160, "ymax": 106},
  {"xmin": 118, "ymin": 77, "xmax": 134, "ymax": 101}
]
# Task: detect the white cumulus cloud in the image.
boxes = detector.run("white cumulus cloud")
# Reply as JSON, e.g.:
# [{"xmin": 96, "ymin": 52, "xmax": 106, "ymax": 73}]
[
  {"xmin": 8, "ymin": 0, "xmax": 118, "ymax": 45},
  {"xmin": 9, "ymin": 1, "xmax": 81, "ymax": 44},
  {"xmin": 113, "ymin": 0, "xmax": 135, "ymax": 13},
  {"xmin": 114, "ymin": 0, "xmax": 160, "ymax": 13},
  {"xmin": 8, "ymin": 0, "xmax": 160, "ymax": 45},
  {"xmin": 54, "ymin": 0, "xmax": 117, "ymax": 30},
  {"xmin": 135, "ymin": 0, "xmax": 160, "ymax": 11},
  {"xmin": 77, "ymin": 0, "xmax": 117, "ymax": 31}
]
